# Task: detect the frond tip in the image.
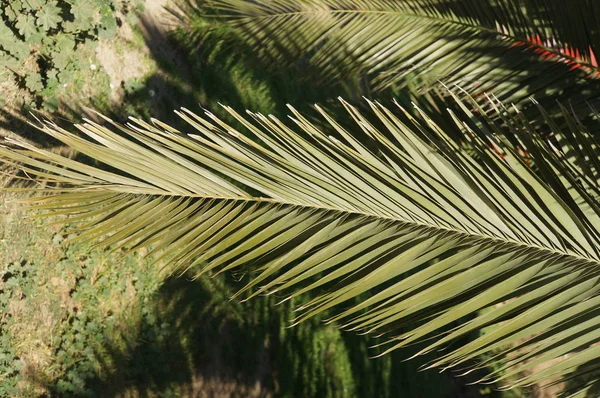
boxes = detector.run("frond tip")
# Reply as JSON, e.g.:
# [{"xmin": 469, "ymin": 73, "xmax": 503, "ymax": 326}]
[{"xmin": 3, "ymin": 95, "xmax": 600, "ymax": 392}]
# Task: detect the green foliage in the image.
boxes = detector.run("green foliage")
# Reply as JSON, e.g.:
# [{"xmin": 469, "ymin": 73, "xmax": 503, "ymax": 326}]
[
  {"xmin": 46, "ymin": 246, "xmax": 161, "ymax": 396},
  {"xmin": 0, "ymin": 201, "xmax": 480, "ymax": 397},
  {"xmin": 0, "ymin": 229, "xmax": 163, "ymax": 397},
  {"xmin": 0, "ymin": 261, "xmax": 32, "ymax": 397},
  {"xmin": 0, "ymin": 0, "xmax": 143, "ymax": 110},
  {"xmin": 0, "ymin": 226, "xmax": 384, "ymax": 397}
]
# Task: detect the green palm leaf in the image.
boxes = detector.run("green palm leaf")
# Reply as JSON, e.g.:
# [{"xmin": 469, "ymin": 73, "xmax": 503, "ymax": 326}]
[
  {"xmin": 202, "ymin": 0, "xmax": 600, "ymax": 112},
  {"xmin": 3, "ymin": 95, "xmax": 600, "ymax": 393}
]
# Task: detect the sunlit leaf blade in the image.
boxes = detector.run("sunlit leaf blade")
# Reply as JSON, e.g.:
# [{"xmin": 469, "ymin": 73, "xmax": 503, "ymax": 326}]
[{"xmin": 3, "ymin": 94, "xmax": 600, "ymax": 394}]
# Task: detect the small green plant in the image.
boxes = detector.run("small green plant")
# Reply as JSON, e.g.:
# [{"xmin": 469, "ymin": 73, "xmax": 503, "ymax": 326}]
[
  {"xmin": 0, "ymin": 261, "xmax": 31, "ymax": 397},
  {"xmin": 0, "ymin": 230, "xmax": 164, "ymax": 397},
  {"xmin": 0, "ymin": 0, "xmax": 143, "ymax": 111}
]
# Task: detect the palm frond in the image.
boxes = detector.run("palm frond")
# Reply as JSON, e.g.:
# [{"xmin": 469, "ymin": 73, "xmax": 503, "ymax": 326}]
[
  {"xmin": 3, "ymin": 95, "xmax": 600, "ymax": 392},
  {"xmin": 202, "ymin": 0, "xmax": 600, "ymax": 112}
]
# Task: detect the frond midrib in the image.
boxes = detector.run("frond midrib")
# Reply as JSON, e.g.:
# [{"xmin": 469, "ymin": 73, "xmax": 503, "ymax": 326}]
[{"xmin": 79, "ymin": 187, "xmax": 600, "ymax": 269}]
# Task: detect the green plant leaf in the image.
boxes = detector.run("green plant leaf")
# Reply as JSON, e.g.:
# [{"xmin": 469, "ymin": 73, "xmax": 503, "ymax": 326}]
[
  {"xmin": 98, "ymin": 13, "xmax": 117, "ymax": 39},
  {"xmin": 15, "ymin": 13, "xmax": 37, "ymax": 39},
  {"xmin": 1, "ymin": 35, "xmax": 29, "ymax": 60},
  {"xmin": 24, "ymin": 73, "xmax": 43, "ymax": 92},
  {"xmin": 54, "ymin": 34, "xmax": 75, "ymax": 52},
  {"xmin": 3, "ymin": 0, "xmax": 23, "ymax": 21},
  {"xmin": 52, "ymin": 43, "xmax": 74, "ymax": 70},
  {"xmin": 57, "ymin": 68, "xmax": 74, "ymax": 84},
  {"xmin": 45, "ymin": 69, "xmax": 59, "ymax": 88},
  {"xmin": 25, "ymin": 0, "xmax": 43, "ymax": 9},
  {"xmin": 36, "ymin": 2, "xmax": 62, "ymax": 31},
  {"xmin": 67, "ymin": 0, "xmax": 96, "ymax": 31},
  {"xmin": 0, "ymin": 54, "xmax": 23, "ymax": 71},
  {"xmin": 69, "ymin": 0, "xmax": 95, "ymax": 20},
  {"xmin": 0, "ymin": 22, "xmax": 15, "ymax": 49}
]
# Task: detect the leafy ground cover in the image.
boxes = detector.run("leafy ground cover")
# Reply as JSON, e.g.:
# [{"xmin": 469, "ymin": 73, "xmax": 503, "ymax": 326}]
[{"xmin": 0, "ymin": 0, "xmax": 144, "ymax": 112}]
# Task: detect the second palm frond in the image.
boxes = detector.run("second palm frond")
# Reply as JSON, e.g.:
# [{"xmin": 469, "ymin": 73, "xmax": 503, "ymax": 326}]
[{"xmin": 200, "ymin": 0, "xmax": 600, "ymax": 114}]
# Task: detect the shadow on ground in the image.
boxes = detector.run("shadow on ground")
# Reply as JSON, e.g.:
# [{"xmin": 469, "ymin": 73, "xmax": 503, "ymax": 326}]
[{"xmin": 24, "ymin": 271, "xmax": 494, "ymax": 398}]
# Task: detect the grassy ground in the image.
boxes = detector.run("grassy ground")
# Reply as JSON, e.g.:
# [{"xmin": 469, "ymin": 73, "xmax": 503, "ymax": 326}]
[{"xmin": 0, "ymin": 1, "xmax": 525, "ymax": 397}]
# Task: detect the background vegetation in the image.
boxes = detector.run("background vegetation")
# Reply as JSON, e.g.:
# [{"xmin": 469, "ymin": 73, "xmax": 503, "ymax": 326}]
[{"xmin": 0, "ymin": 0, "xmax": 144, "ymax": 111}]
